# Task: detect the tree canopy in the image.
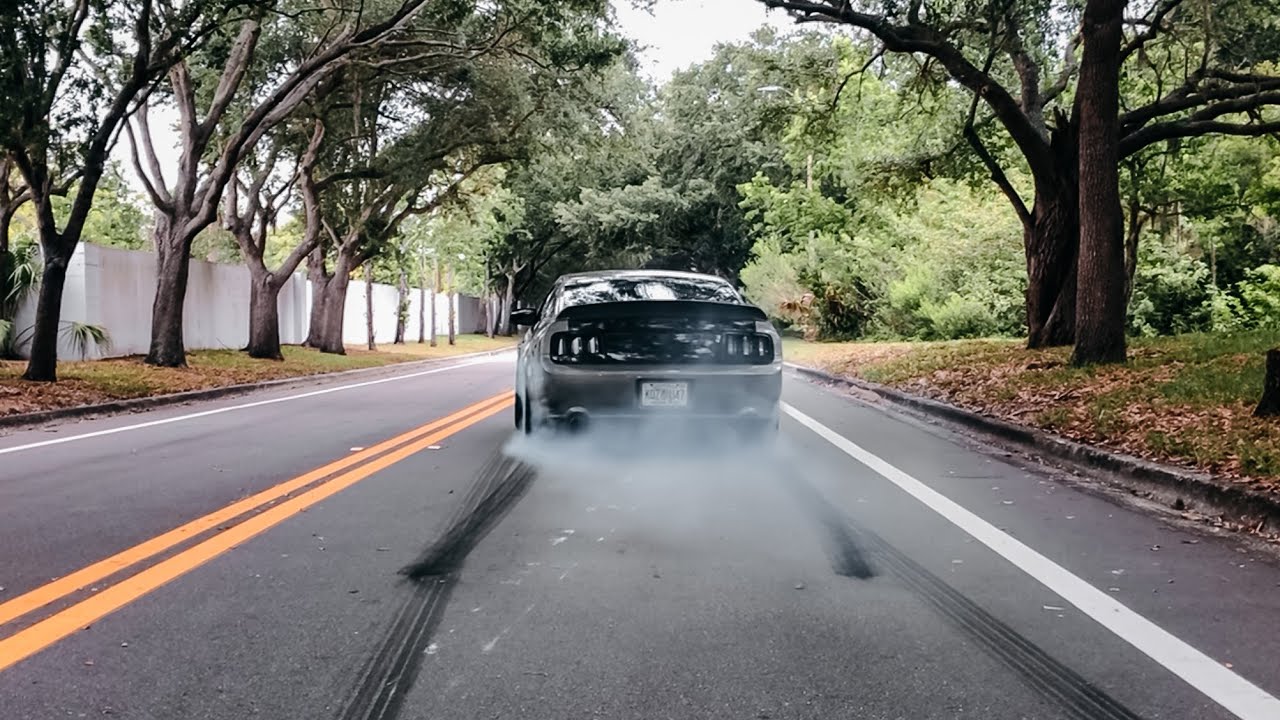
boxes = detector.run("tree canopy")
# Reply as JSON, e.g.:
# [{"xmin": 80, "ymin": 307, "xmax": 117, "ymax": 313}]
[{"xmin": 5, "ymin": 1, "xmax": 1280, "ymax": 379}]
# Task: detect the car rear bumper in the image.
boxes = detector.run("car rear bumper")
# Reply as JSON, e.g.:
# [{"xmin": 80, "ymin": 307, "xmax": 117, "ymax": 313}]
[{"xmin": 533, "ymin": 361, "xmax": 782, "ymax": 425}]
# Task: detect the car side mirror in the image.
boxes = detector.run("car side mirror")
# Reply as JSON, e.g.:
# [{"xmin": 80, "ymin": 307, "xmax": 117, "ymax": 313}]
[{"xmin": 511, "ymin": 308, "xmax": 539, "ymax": 327}]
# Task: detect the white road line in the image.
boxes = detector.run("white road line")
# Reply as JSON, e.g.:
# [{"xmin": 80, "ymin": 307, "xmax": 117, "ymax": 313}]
[
  {"xmin": 782, "ymin": 401, "xmax": 1280, "ymax": 720},
  {"xmin": 0, "ymin": 356, "xmax": 510, "ymax": 457}
]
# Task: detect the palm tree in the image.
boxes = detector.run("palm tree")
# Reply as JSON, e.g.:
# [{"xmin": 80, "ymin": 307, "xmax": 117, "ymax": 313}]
[{"xmin": 1, "ymin": 241, "xmax": 40, "ymax": 357}]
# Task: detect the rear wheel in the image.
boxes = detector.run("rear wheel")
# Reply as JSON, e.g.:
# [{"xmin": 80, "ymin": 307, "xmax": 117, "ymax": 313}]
[
  {"xmin": 521, "ymin": 393, "xmax": 536, "ymax": 435},
  {"xmin": 514, "ymin": 394, "xmax": 524, "ymax": 430}
]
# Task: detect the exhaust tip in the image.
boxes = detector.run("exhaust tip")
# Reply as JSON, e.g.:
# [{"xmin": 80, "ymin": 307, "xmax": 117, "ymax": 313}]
[{"xmin": 564, "ymin": 407, "xmax": 590, "ymax": 433}]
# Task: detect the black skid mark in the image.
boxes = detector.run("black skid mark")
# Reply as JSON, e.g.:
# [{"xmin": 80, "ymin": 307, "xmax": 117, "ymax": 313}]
[{"xmin": 337, "ymin": 452, "xmax": 535, "ymax": 720}]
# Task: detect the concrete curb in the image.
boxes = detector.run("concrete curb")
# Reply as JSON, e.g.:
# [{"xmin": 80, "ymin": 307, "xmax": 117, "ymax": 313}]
[
  {"xmin": 0, "ymin": 346, "xmax": 515, "ymax": 432},
  {"xmin": 787, "ymin": 362, "xmax": 1280, "ymax": 529}
]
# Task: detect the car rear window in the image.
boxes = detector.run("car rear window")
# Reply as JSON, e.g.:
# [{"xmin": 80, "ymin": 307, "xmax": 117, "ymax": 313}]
[{"xmin": 560, "ymin": 276, "xmax": 741, "ymax": 308}]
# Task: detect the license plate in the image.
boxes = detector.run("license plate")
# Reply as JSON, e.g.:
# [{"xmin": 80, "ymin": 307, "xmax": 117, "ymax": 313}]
[{"xmin": 640, "ymin": 381, "xmax": 689, "ymax": 408}]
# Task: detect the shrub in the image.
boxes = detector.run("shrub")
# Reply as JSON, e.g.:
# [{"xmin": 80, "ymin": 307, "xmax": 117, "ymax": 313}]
[
  {"xmin": 923, "ymin": 293, "xmax": 1000, "ymax": 339},
  {"xmin": 1237, "ymin": 264, "xmax": 1280, "ymax": 329},
  {"xmin": 1127, "ymin": 237, "xmax": 1213, "ymax": 336}
]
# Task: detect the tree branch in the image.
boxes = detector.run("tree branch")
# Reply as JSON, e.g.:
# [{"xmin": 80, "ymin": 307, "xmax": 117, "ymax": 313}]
[
  {"xmin": 60, "ymin": 0, "xmax": 157, "ymax": 249},
  {"xmin": 199, "ymin": 19, "xmax": 262, "ymax": 141},
  {"xmin": 1120, "ymin": 0, "xmax": 1184, "ymax": 61},
  {"xmin": 129, "ymin": 97, "xmax": 174, "ymax": 202},
  {"xmin": 760, "ymin": 0, "xmax": 1057, "ymax": 180},
  {"xmin": 1043, "ymin": 31, "xmax": 1081, "ymax": 105},
  {"xmin": 123, "ymin": 118, "xmax": 174, "ymax": 213},
  {"xmin": 964, "ymin": 118, "xmax": 1031, "ymax": 226},
  {"xmin": 41, "ymin": 0, "xmax": 93, "ymax": 117},
  {"xmin": 1119, "ymin": 73, "xmax": 1280, "ymax": 132},
  {"xmin": 1002, "ymin": 7, "xmax": 1046, "ymax": 136},
  {"xmin": 1122, "ymin": 118, "xmax": 1280, "ymax": 157}
]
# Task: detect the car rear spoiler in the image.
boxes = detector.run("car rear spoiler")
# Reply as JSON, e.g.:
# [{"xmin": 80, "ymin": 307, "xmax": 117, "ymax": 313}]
[{"xmin": 555, "ymin": 300, "xmax": 768, "ymax": 323}]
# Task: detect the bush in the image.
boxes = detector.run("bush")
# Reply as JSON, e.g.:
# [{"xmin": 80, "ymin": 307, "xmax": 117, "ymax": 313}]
[
  {"xmin": 1127, "ymin": 237, "xmax": 1213, "ymax": 336},
  {"xmin": 883, "ymin": 266, "xmax": 931, "ymax": 338},
  {"xmin": 923, "ymin": 294, "xmax": 1000, "ymax": 339},
  {"xmin": 1238, "ymin": 264, "xmax": 1280, "ymax": 329},
  {"xmin": 1208, "ymin": 290, "xmax": 1247, "ymax": 334},
  {"xmin": 740, "ymin": 237, "xmax": 807, "ymax": 325}
]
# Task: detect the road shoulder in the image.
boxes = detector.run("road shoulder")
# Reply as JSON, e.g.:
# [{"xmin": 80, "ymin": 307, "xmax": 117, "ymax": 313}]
[
  {"xmin": 0, "ymin": 345, "xmax": 515, "ymax": 433},
  {"xmin": 787, "ymin": 362, "xmax": 1280, "ymax": 545}
]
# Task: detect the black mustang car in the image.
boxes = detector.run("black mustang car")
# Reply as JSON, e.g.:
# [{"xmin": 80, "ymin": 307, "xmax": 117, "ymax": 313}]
[{"xmin": 512, "ymin": 269, "xmax": 782, "ymax": 439}]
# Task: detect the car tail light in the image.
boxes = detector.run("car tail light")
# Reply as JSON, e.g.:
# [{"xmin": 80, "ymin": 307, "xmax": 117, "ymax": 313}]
[
  {"xmin": 723, "ymin": 333, "xmax": 774, "ymax": 364},
  {"xmin": 551, "ymin": 332, "xmax": 599, "ymax": 364},
  {"xmin": 549, "ymin": 331, "xmax": 774, "ymax": 365}
]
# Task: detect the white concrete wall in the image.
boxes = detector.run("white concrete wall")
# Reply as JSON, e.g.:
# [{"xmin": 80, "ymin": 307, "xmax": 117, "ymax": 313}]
[
  {"xmin": 342, "ymin": 281, "xmax": 484, "ymax": 346},
  {"xmin": 11, "ymin": 243, "xmax": 483, "ymax": 359}
]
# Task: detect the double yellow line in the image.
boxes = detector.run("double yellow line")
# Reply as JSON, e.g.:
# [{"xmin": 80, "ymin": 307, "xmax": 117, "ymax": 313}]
[{"xmin": 0, "ymin": 391, "xmax": 513, "ymax": 673}]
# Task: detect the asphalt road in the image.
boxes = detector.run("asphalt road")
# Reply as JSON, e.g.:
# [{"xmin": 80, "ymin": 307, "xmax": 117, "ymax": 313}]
[{"xmin": 2, "ymin": 352, "xmax": 1279, "ymax": 720}]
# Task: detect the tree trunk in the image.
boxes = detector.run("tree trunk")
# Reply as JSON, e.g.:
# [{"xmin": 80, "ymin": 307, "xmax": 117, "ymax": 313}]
[
  {"xmin": 246, "ymin": 270, "xmax": 284, "ymax": 360},
  {"xmin": 304, "ymin": 249, "xmax": 329, "ymax": 348},
  {"xmin": 1024, "ymin": 116, "xmax": 1080, "ymax": 350},
  {"xmin": 1071, "ymin": 0, "xmax": 1127, "ymax": 366},
  {"xmin": 417, "ymin": 245, "xmax": 427, "ymax": 343},
  {"xmin": 0, "ymin": 205, "xmax": 13, "ymax": 258},
  {"xmin": 479, "ymin": 290, "xmax": 490, "ymax": 340},
  {"xmin": 364, "ymin": 261, "xmax": 376, "ymax": 351},
  {"xmin": 316, "ymin": 269, "xmax": 350, "ymax": 354},
  {"xmin": 146, "ymin": 222, "xmax": 193, "ymax": 367},
  {"xmin": 394, "ymin": 267, "xmax": 408, "ymax": 344},
  {"xmin": 0, "ymin": 211, "xmax": 15, "ymax": 321},
  {"xmin": 418, "ymin": 280, "xmax": 426, "ymax": 343},
  {"xmin": 447, "ymin": 264, "xmax": 456, "ymax": 345},
  {"xmin": 21, "ymin": 250, "xmax": 70, "ymax": 382},
  {"xmin": 430, "ymin": 257, "xmax": 438, "ymax": 347},
  {"xmin": 1255, "ymin": 349, "xmax": 1280, "ymax": 417},
  {"xmin": 501, "ymin": 272, "xmax": 515, "ymax": 337}
]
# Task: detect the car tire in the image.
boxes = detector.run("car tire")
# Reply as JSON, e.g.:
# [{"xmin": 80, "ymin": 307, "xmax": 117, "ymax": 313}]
[
  {"xmin": 514, "ymin": 394, "xmax": 524, "ymax": 430},
  {"xmin": 521, "ymin": 394, "xmax": 535, "ymax": 435}
]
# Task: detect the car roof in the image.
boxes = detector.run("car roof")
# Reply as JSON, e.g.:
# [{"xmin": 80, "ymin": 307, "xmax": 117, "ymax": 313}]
[{"xmin": 556, "ymin": 269, "xmax": 734, "ymax": 286}]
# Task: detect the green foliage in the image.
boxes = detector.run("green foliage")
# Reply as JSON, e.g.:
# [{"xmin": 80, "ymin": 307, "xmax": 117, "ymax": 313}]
[
  {"xmin": 543, "ymin": 28, "xmax": 827, "ymax": 286},
  {"xmin": 401, "ymin": 171, "xmax": 525, "ymax": 295},
  {"xmin": 3, "ymin": 244, "xmax": 39, "ymax": 304},
  {"xmin": 62, "ymin": 322, "xmax": 112, "ymax": 360},
  {"xmin": 923, "ymin": 294, "xmax": 1000, "ymax": 341},
  {"xmin": 193, "ymin": 226, "xmax": 242, "ymax": 264},
  {"xmin": 738, "ymin": 236, "xmax": 805, "ymax": 328},
  {"xmin": 1238, "ymin": 264, "xmax": 1280, "ymax": 329},
  {"xmin": 1127, "ymin": 236, "xmax": 1214, "ymax": 337},
  {"xmin": 305, "ymin": 0, "xmax": 626, "ymax": 299},
  {"xmin": 60, "ymin": 169, "xmax": 149, "ymax": 250},
  {"xmin": 3, "ymin": 318, "xmax": 112, "ymax": 360},
  {"xmin": 741, "ymin": 173, "xmax": 1025, "ymax": 341},
  {"xmin": 8, "ymin": 165, "xmax": 149, "ymax": 252},
  {"xmin": 1, "ymin": 239, "xmax": 40, "ymax": 323},
  {"xmin": 739, "ymin": 173, "xmax": 885, "ymax": 337},
  {"xmin": 878, "ymin": 181, "xmax": 1026, "ymax": 339},
  {"xmin": 1171, "ymin": 135, "xmax": 1280, "ymax": 291},
  {"xmin": 1208, "ymin": 290, "xmax": 1248, "ymax": 335}
]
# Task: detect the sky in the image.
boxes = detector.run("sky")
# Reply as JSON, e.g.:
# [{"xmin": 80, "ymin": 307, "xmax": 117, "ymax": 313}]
[
  {"xmin": 113, "ymin": 0, "xmax": 797, "ymax": 194},
  {"xmin": 614, "ymin": 0, "xmax": 794, "ymax": 80}
]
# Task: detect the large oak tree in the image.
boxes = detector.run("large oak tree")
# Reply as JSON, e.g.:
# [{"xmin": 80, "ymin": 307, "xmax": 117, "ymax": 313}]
[
  {"xmin": 126, "ymin": 0, "xmax": 444, "ymax": 367},
  {"xmin": 760, "ymin": 0, "xmax": 1280, "ymax": 363},
  {"xmin": 1, "ymin": 0, "xmax": 261, "ymax": 380},
  {"xmin": 299, "ymin": 2, "xmax": 624, "ymax": 353}
]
